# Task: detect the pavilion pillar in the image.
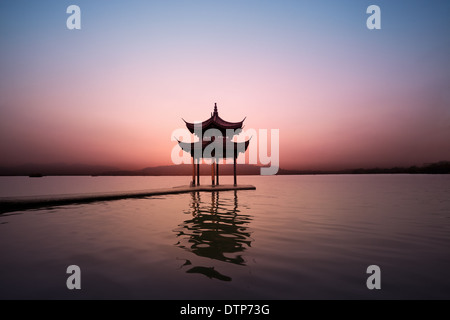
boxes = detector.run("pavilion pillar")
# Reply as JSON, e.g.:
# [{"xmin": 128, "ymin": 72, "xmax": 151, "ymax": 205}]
[
  {"xmin": 197, "ymin": 161, "xmax": 200, "ymax": 185},
  {"xmin": 192, "ymin": 157, "xmax": 196, "ymax": 187},
  {"xmin": 233, "ymin": 156, "xmax": 237, "ymax": 186},
  {"xmin": 211, "ymin": 162, "xmax": 215, "ymax": 186},
  {"xmin": 216, "ymin": 162, "xmax": 219, "ymax": 185}
]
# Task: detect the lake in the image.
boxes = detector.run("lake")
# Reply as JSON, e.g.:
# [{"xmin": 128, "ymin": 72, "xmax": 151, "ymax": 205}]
[{"xmin": 1, "ymin": 175, "xmax": 450, "ymax": 299}]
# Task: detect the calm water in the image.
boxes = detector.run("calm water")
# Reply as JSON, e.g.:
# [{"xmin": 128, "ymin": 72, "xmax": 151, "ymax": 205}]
[{"xmin": 1, "ymin": 175, "xmax": 450, "ymax": 299}]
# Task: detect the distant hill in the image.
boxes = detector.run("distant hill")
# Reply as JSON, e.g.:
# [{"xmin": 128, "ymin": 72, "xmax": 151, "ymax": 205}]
[
  {"xmin": 0, "ymin": 161, "xmax": 449, "ymax": 176},
  {"xmin": 277, "ymin": 161, "xmax": 450, "ymax": 175},
  {"xmin": 0, "ymin": 163, "xmax": 119, "ymax": 176},
  {"xmin": 0, "ymin": 163, "xmax": 264, "ymax": 176},
  {"xmin": 101, "ymin": 164, "xmax": 263, "ymax": 176}
]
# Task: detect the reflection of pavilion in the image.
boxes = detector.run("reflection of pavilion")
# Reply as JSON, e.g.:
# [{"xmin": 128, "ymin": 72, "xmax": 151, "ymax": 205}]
[{"xmin": 174, "ymin": 191, "xmax": 253, "ymax": 280}]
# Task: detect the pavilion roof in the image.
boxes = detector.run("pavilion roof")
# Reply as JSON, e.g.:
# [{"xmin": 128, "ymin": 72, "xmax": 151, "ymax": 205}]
[{"xmin": 183, "ymin": 103, "xmax": 246, "ymax": 136}]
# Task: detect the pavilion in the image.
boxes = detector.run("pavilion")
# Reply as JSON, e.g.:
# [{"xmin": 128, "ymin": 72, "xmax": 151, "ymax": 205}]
[{"xmin": 177, "ymin": 103, "xmax": 250, "ymax": 186}]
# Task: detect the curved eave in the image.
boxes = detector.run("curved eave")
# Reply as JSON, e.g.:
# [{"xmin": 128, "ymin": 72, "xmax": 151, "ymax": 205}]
[
  {"xmin": 177, "ymin": 140, "xmax": 250, "ymax": 159},
  {"xmin": 183, "ymin": 115, "xmax": 246, "ymax": 135}
]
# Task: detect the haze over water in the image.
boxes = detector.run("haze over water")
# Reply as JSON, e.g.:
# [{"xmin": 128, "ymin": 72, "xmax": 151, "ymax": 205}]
[{"xmin": 1, "ymin": 175, "xmax": 449, "ymax": 299}]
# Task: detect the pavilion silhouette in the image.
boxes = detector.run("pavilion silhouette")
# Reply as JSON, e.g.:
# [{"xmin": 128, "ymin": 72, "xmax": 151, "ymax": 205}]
[{"xmin": 177, "ymin": 103, "xmax": 250, "ymax": 186}]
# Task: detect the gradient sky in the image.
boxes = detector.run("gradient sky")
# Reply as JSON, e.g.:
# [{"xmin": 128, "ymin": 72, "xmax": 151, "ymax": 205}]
[{"xmin": 1, "ymin": 0, "xmax": 449, "ymax": 170}]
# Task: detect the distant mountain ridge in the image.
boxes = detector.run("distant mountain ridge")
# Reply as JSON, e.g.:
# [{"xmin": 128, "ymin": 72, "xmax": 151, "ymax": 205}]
[
  {"xmin": 0, "ymin": 163, "xmax": 119, "ymax": 176},
  {"xmin": 102, "ymin": 164, "xmax": 263, "ymax": 176},
  {"xmin": 0, "ymin": 163, "xmax": 264, "ymax": 176},
  {"xmin": 0, "ymin": 161, "xmax": 449, "ymax": 176}
]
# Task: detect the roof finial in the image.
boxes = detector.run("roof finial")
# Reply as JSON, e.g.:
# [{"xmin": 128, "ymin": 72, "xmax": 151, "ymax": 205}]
[{"xmin": 213, "ymin": 103, "xmax": 218, "ymax": 117}]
